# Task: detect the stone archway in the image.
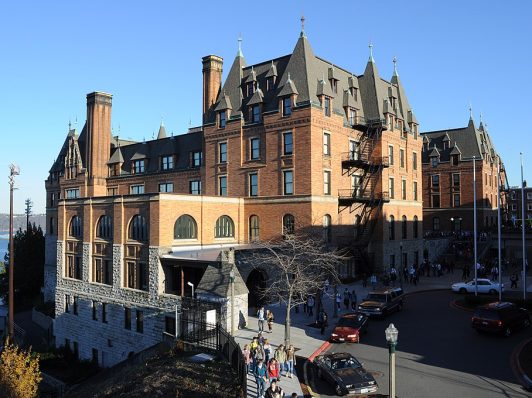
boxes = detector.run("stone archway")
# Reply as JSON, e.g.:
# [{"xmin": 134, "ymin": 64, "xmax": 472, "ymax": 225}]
[{"xmin": 246, "ymin": 269, "xmax": 267, "ymax": 311}]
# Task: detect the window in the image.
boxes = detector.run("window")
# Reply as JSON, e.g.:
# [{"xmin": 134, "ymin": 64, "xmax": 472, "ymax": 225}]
[
  {"xmin": 215, "ymin": 215, "xmax": 235, "ymax": 238},
  {"xmin": 252, "ymin": 105, "xmax": 261, "ymax": 123},
  {"xmin": 350, "ymin": 87, "xmax": 358, "ymax": 100},
  {"xmin": 352, "ymin": 175, "xmax": 362, "ymax": 197},
  {"xmin": 174, "ymin": 215, "xmax": 197, "ymax": 239},
  {"xmin": 49, "ymin": 217, "xmax": 55, "ymax": 235},
  {"xmin": 283, "ymin": 97, "xmax": 292, "ymax": 116},
  {"xmin": 249, "ymin": 173, "xmax": 258, "ymax": 196},
  {"xmin": 129, "ymin": 215, "xmax": 148, "ymax": 241},
  {"xmin": 349, "ymin": 140, "xmax": 359, "ymax": 160},
  {"xmin": 283, "ymin": 132, "xmax": 293, "ymax": 155},
  {"xmin": 413, "ymin": 181, "xmax": 418, "ymax": 201},
  {"xmin": 348, "ymin": 108, "xmax": 357, "ymax": 125},
  {"xmin": 323, "ymin": 214, "xmax": 332, "ymax": 243},
  {"xmin": 266, "ymin": 76, "xmax": 275, "ymax": 91},
  {"xmin": 452, "ymin": 155, "xmax": 459, "ymax": 166},
  {"xmin": 92, "ymin": 301, "xmax": 98, "ymax": 320},
  {"xmin": 453, "ymin": 193, "xmax": 460, "ymax": 207},
  {"xmin": 73, "ymin": 296, "xmax": 78, "ymax": 315},
  {"xmin": 189, "ymin": 180, "xmax": 201, "ymax": 195},
  {"xmin": 249, "ymin": 215, "xmax": 260, "ymax": 241},
  {"xmin": 413, "ymin": 216, "xmax": 419, "ymax": 239},
  {"xmin": 323, "ymin": 132, "xmax": 331, "ymax": 156},
  {"xmin": 109, "ymin": 163, "xmax": 120, "ymax": 176},
  {"xmin": 324, "ymin": 171, "xmax": 331, "ymax": 195},
  {"xmin": 431, "ymin": 175, "xmax": 440, "ymax": 189},
  {"xmin": 388, "ymin": 145, "xmax": 394, "ymax": 165},
  {"xmin": 219, "ymin": 142, "xmax": 227, "ymax": 163},
  {"xmin": 401, "ymin": 179, "xmax": 407, "ymax": 200},
  {"xmin": 124, "ymin": 307, "xmax": 131, "ymax": 330},
  {"xmin": 323, "ymin": 97, "xmax": 331, "ymax": 117},
  {"xmin": 93, "ymin": 258, "xmax": 112, "ymax": 285},
  {"xmin": 389, "ymin": 178, "xmax": 395, "ymax": 199},
  {"xmin": 125, "ymin": 261, "xmax": 148, "ymax": 291},
  {"xmin": 192, "ymin": 151, "xmax": 202, "ymax": 167},
  {"xmin": 70, "ymin": 216, "xmax": 82, "ymax": 238},
  {"xmin": 283, "ymin": 170, "xmax": 293, "ymax": 195},
  {"xmin": 528, "ymin": 204, "xmax": 532, "ymax": 211},
  {"xmin": 102, "ymin": 303, "xmax": 107, "ymax": 323},
  {"xmin": 159, "ymin": 182, "xmax": 173, "ymax": 193},
  {"xmin": 130, "ymin": 185, "xmax": 144, "ymax": 195},
  {"xmin": 107, "ymin": 187, "xmax": 118, "ymax": 195},
  {"xmin": 389, "ymin": 216, "xmax": 395, "ymax": 240},
  {"xmin": 247, "ymin": 82, "xmax": 254, "ymax": 97},
  {"xmin": 452, "ymin": 173, "xmax": 460, "ymax": 187},
  {"xmin": 66, "ymin": 256, "xmax": 82, "ymax": 279},
  {"xmin": 331, "ymin": 79, "xmax": 338, "ymax": 94},
  {"xmin": 250, "ymin": 138, "xmax": 260, "ymax": 160},
  {"xmin": 219, "ymin": 175, "xmax": 227, "ymax": 196},
  {"xmin": 97, "ymin": 216, "xmax": 112, "ymax": 240},
  {"xmin": 66, "ymin": 188, "xmax": 80, "ymax": 199},
  {"xmin": 283, "ymin": 214, "xmax": 295, "ymax": 235},
  {"xmin": 413, "ymin": 152, "xmax": 418, "ymax": 170},
  {"xmin": 65, "ymin": 295, "xmax": 70, "ymax": 313},
  {"xmin": 528, "ymin": 193, "xmax": 532, "ymax": 200},
  {"xmin": 161, "ymin": 156, "xmax": 174, "ymax": 170},
  {"xmin": 433, "ymin": 217, "xmax": 440, "ymax": 231},
  {"xmin": 51, "ymin": 192, "xmax": 56, "ymax": 207},
  {"xmin": 431, "ymin": 157, "xmax": 438, "ymax": 167},
  {"xmin": 402, "ymin": 215, "xmax": 407, "ymax": 239},
  {"xmin": 136, "ymin": 310, "xmax": 144, "ymax": 333},
  {"xmin": 390, "ymin": 254, "xmax": 396, "ymax": 269},
  {"xmin": 132, "ymin": 159, "xmax": 145, "ymax": 174},
  {"xmin": 219, "ymin": 110, "xmax": 226, "ymax": 128},
  {"xmin": 432, "ymin": 194, "xmax": 441, "ymax": 208},
  {"xmin": 400, "ymin": 149, "xmax": 405, "ymax": 168}
]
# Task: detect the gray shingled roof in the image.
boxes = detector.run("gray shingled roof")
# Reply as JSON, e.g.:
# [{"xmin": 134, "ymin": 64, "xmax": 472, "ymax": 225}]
[
  {"xmin": 196, "ymin": 262, "xmax": 249, "ymax": 298},
  {"xmin": 157, "ymin": 122, "xmax": 167, "ymax": 139}
]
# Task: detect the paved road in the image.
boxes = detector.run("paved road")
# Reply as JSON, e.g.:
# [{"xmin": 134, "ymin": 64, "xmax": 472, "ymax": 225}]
[{"xmin": 308, "ymin": 291, "xmax": 532, "ymax": 398}]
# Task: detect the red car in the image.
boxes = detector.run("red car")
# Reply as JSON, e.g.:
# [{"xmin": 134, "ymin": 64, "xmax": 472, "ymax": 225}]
[{"xmin": 330, "ymin": 313, "xmax": 369, "ymax": 343}]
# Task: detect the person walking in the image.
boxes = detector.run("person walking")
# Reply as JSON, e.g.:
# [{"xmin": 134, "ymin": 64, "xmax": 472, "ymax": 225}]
[
  {"xmin": 307, "ymin": 295, "xmax": 315, "ymax": 317},
  {"xmin": 266, "ymin": 310, "xmax": 274, "ymax": 333},
  {"xmin": 267, "ymin": 358, "xmax": 280, "ymax": 382},
  {"xmin": 243, "ymin": 344, "xmax": 252, "ymax": 374},
  {"xmin": 510, "ymin": 272, "xmax": 518, "ymax": 289},
  {"xmin": 390, "ymin": 266, "xmax": 397, "ymax": 287},
  {"xmin": 335, "ymin": 292, "xmax": 342, "ymax": 311},
  {"xmin": 370, "ymin": 274, "xmax": 377, "ymax": 290},
  {"xmin": 263, "ymin": 339, "xmax": 272, "ymax": 364},
  {"xmin": 286, "ymin": 345, "xmax": 296, "ymax": 379},
  {"xmin": 318, "ymin": 308, "xmax": 328, "ymax": 335},
  {"xmin": 274, "ymin": 344, "xmax": 287, "ymax": 377},
  {"xmin": 343, "ymin": 288, "xmax": 350, "ymax": 310},
  {"xmin": 265, "ymin": 379, "xmax": 285, "ymax": 398},
  {"xmin": 255, "ymin": 359, "xmax": 268, "ymax": 398},
  {"xmin": 257, "ymin": 306, "xmax": 265, "ymax": 332},
  {"xmin": 350, "ymin": 289, "xmax": 357, "ymax": 311}
]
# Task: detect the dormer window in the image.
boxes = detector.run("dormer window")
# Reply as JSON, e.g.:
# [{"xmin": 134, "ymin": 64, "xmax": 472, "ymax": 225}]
[
  {"xmin": 348, "ymin": 108, "xmax": 357, "ymax": 125},
  {"xmin": 109, "ymin": 163, "xmax": 120, "ymax": 176},
  {"xmin": 132, "ymin": 159, "xmax": 145, "ymax": 174},
  {"xmin": 431, "ymin": 157, "xmax": 438, "ymax": 168},
  {"xmin": 350, "ymin": 87, "xmax": 358, "ymax": 100},
  {"xmin": 219, "ymin": 110, "xmax": 226, "ymax": 128},
  {"xmin": 161, "ymin": 155, "xmax": 174, "ymax": 171},
  {"xmin": 330, "ymin": 79, "xmax": 338, "ymax": 94},
  {"xmin": 323, "ymin": 97, "xmax": 331, "ymax": 117},
  {"xmin": 266, "ymin": 77, "xmax": 275, "ymax": 91},
  {"xmin": 282, "ymin": 97, "xmax": 292, "ymax": 116},
  {"xmin": 452, "ymin": 154, "xmax": 459, "ymax": 166},
  {"xmin": 251, "ymin": 105, "xmax": 261, "ymax": 123},
  {"xmin": 247, "ymin": 82, "xmax": 254, "ymax": 97}
]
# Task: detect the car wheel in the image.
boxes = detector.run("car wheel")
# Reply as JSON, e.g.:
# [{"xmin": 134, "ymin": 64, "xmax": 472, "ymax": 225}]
[
  {"xmin": 459, "ymin": 288, "xmax": 467, "ymax": 294},
  {"xmin": 489, "ymin": 289, "xmax": 496, "ymax": 295},
  {"xmin": 504, "ymin": 327, "xmax": 511, "ymax": 337},
  {"xmin": 335, "ymin": 384, "xmax": 344, "ymax": 396}
]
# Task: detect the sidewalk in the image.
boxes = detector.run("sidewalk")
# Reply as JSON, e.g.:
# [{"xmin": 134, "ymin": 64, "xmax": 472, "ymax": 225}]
[{"xmin": 234, "ymin": 270, "xmax": 532, "ymax": 397}]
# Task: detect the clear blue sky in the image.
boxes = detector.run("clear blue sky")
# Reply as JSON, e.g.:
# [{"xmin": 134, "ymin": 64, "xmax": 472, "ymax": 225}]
[{"xmin": 0, "ymin": 0, "xmax": 530, "ymax": 214}]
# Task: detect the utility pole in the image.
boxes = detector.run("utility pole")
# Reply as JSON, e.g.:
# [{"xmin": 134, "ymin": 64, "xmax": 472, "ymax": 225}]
[
  {"xmin": 25, "ymin": 198, "xmax": 33, "ymax": 230},
  {"xmin": 8, "ymin": 164, "xmax": 20, "ymax": 339},
  {"xmin": 473, "ymin": 156, "xmax": 478, "ymax": 296}
]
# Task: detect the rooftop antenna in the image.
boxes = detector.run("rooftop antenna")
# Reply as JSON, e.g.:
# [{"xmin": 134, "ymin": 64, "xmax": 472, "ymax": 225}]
[
  {"xmin": 68, "ymin": 119, "xmax": 71, "ymax": 131},
  {"xmin": 369, "ymin": 42, "xmax": 374, "ymax": 62},
  {"xmin": 237, "ymin": 35, "xmax": 243, "ymax": 57},
  {"xmin": 393, "ymin": 56, "xmax": 398, "ymax": 76},
  {"xmin": 469, "ymin": 103, "xmax": 473, "ymax": 119}
]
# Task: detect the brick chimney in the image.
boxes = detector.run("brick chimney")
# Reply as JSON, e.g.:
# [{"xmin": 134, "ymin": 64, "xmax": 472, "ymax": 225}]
[
  {"xmin": 202, "ymin": 55, "xmax": 223, "ymax": 124},
  {"xmin": 86, "ymin": 91, "xmax": 112, "ymax": 196}
]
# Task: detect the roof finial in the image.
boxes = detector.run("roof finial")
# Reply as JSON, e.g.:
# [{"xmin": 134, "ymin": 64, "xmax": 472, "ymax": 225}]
[
  {"xmin": 469, "ymin": 103, "xmax": 473, "ymax": 119},
  {"xmin": 393, "ymin": 56, "xmax": 398, "ymax": 76},
  {"xmin": 237, "ymin": 35, "xmax": 243, "ymax": 57},
  {"xmin": 68, "ymin": 119, "xmax": 71, "ymax": 131},
  {"xmin": 160, "ymin": 116, "xmax": 164, "ymax": 127},
  {"xmin": 479, "ymin": 112, "xmax": 483, "ymax": 124},
  {"xmin": 368, "ymin": 42, "xmax": 374, "ymax": 62},
  {"xmin": 300, "ymin": 15, "xmax": 306, "ymax": 38}
]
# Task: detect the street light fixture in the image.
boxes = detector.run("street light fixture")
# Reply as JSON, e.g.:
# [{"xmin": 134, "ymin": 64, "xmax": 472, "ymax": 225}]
[
  {"xmin": 229, "ymin": 268, "xmax": 235, "ymax": 335},
  {"xmin": 8, "ymin": 164, "xmax": 20, "ymax": 339},
  {"xmin": 187, "ymin": 281, "xmax": 194, "ymax": 298},
  {"xmin": 385, "ymin": 323, "xmax": 399, "ymax": 398}
]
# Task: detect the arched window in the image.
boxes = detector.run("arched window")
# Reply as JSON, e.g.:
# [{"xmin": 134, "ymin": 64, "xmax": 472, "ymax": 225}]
[
  {"xmin": 70, "ymin": 216, "xmax": 82, "ymax": 238},
  {"xmin": 389, "ymin": 215, "xmax": 395, "ymax": 240},
  {"xmin": 129, "ymin": 215, "xmax": 148, "ymax": 241},
  {"xmin": 97, "ymin": 215, "xmax": 113, "ymax": 240},
  {"xmin": 354, "ymin": 215, "xmax": 361, "ymax": 238},
  {"xmin": 174, "ymin": 215, "xmax": 197, "ymax": 239},
  {"xmin": 402, "ymin": 215, "xmax": 407, "ymax": 239},
  {"xmin": 282, "ymin": 214, "xmax": 295, "ymax": 235},
  {"xmin": 413, "ymin": 216, "xmax": 419, "ymax": 239},
  {"xmin": 249, "ymin": 215, "xmax": 260, "ymax": 241},
  {"xmin": 49, "ymin": 217, "xmax": 55, "ymax": 235},
  {"xmin": 323, "ymin": 214, "xmax": 332, "ymax": 243},
  {"xmin": 215, "ymin": 215, "xmax": 235, "ymax": 238}
]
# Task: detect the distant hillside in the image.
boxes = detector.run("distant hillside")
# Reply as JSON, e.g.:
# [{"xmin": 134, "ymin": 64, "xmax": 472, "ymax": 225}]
[{"xmin": 0, "ymin": 214, "xmax": 46, "ymax": 233}]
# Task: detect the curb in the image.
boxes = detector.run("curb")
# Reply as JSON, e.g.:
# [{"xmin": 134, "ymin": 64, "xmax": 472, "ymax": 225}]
[
  {"xmin": 404, "ymin": 288, "xmax": 449, "ymax": 296},
  {"xmin": 308, "ymin": 341, "xmax": 331, "ymax": 363},
  {"xmin": 449, "ymin": 299, "xmax": 474, "ymax": 312},
  {"xmin": 511, "ymin": 337, "xmax": 532, "ymax": 391}
]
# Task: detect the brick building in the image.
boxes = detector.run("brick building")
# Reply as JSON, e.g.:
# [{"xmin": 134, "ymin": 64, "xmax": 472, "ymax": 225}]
[
  {"xmin": 421, "ymin": 116, "xmax": 508, "ymax": 235},
  {"xmin": 45, "ymin": 29, "xmax": 423, "ymax": 366},
  {"xmin": 507, "ymin": 186, "xmax": 532, "ymax": 226}
]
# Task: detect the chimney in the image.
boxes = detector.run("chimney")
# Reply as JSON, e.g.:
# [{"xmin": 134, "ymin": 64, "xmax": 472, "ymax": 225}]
[
  {"xmin": 86, "ymin": 91, "xmax": 112, "ymax": 196},
  {"xmin": 202, "ymin": 55, "xmax": 223, "ymax": 124}
]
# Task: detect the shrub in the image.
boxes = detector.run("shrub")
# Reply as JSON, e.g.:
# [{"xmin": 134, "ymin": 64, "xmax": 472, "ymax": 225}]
[{"xmin": 0, "ymin": 339, "xmax": 42, "ymax": 398}]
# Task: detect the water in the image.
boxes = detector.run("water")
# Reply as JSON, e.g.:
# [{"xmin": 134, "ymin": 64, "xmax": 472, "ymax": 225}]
[{"xmin": 0, "ymin": 236, "xmax": 8, "ymax": 261}]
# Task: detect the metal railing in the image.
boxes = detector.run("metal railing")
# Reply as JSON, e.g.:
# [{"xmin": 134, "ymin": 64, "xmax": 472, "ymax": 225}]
[{"xmin": 338, "ymin": 189, "xmax": 390, "ymax": 202}]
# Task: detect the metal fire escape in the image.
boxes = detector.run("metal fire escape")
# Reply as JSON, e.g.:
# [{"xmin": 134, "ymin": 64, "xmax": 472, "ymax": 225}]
[{"xmin": 338, "ymin": 117, "xmax": 389, "ymax": 274}]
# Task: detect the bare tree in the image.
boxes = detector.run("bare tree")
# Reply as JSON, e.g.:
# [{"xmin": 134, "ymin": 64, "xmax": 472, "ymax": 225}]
[{"xmin": 245, "ymin": 231, "xmax": 348, "ymax": 347}]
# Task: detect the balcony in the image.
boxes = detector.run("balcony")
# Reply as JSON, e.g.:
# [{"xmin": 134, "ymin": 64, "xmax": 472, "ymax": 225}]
[
  {"xmin": 338, "ymin": 189, "xmax": 390, "ymax": 206},
  {"xmin": 341, "ymin": 153, "xmax": 390, "ymax": 170},
  {"xmin": 348, "ymin": 116, "xmax": 388, "ymax": 132}
]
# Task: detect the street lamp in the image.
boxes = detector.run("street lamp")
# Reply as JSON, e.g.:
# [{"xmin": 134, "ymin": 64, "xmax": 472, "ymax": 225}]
[
  {"xmin": 187, "ymin": 281, "xmax": 194, "ymax": 298},
  {"xmin": 385, "ymin": 323, "xmax": 399, "ymax": 398},
  {"xmin": 229, "ymin": 268, "xmax": 235, "ymax": 335},
  {"xmin": 8, "ymin": 164, "xmax": 20, "ymax": 339},
  {"xmin": 399, "ymin": 243, "xmax": 403, "ymax": 289}
]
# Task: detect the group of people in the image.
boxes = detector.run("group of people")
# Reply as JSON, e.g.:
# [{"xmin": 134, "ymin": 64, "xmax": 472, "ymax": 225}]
[
  {"xmin": 257, "ymin": 306, "xmax": 275, "ymax": 333},
  {"xmin": 242, "ymin": 323, "xmax": 298, "ymax": 398}
]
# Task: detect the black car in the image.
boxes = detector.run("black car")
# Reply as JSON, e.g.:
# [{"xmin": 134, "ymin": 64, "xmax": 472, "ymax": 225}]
[
  {"xmin": 358, "ymin": 287, "xmax": 404, "ymax": 317},
  {"xmin": 314, "ymin": 352, "xmax": 378, "ymax": 396},
  {"xmin": 472, "ymin": 301, "xmax": 531, "ymax": 336}
]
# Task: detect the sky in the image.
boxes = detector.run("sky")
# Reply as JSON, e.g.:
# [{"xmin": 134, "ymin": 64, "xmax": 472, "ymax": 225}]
[{"xmin": 0, "ymin": 0, "xmax": 530, "ymax": 214}]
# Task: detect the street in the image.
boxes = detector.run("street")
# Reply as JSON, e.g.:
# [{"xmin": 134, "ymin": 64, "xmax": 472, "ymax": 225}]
[{"xmin": 308, "ymin": 291, "xmax": 532, "ymax": 398}]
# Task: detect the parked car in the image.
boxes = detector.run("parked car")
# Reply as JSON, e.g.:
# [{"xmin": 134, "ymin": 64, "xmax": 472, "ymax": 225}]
[
  {"xmin": 314, "ymin": 352, "xmax": 378, "ymax": 396},
  {"xmin": 358, "ymin": 287, "xmax": 404, "ymax": 317},
  {"xmin": 471, "ymin": 301, "xmax": 531, "ymax": 336},
  {"xmin": 451, "ymin": 279, "xmax": 503, "ymax": 294},
  {"xmin": 330, "ymin": 313, "xmax": 369, "ymax": 343}
]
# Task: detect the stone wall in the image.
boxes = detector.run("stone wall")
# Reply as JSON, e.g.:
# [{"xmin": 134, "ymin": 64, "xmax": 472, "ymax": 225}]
[
  {"xmin": 44, "ymin": 235, "xmax": 57, "ymax": 302},
  {"xmin": 423, "ymin": 237, "xmax": 452, "ymax": 263}
]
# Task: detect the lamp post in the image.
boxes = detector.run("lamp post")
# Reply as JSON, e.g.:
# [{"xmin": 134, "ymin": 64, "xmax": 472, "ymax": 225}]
[
  {"xmin": 229, "ymin": 268, "xmax": 235, "ymax": 335},
  {"xmin": 187, "ymin": 281, "xmax": 194, "ymax": 299},
  {"xmin": 497, "ymin": 160, "xmax": 502, "ymax": 302},
  {"xmin": 520, "ymin": 153, "xmax": 526, "ymax": 301},
  {"xmin": 385, "ymin": 323, "xmax": 399, "ymax": 398},
  {"xmin": 399, "ymin": 243, "xmax": 403, "ymax": 289},
  {"xmin": 473, "ymin": 156, "xmax": 478, "ymax": 296},
  {"xmin": 8, "ymin": 164, "xmax": 19, "ymax": 339}
]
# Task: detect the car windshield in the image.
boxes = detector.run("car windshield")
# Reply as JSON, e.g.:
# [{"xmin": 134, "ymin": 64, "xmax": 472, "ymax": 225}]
[
  {"xmin": 337, "ymin": 316, "xmax": 363, "ymax": 327},
  {"xmin": 331, "ymin": 357, "xmax": 361, "ymax": 370},
  {"xmin": 474, "ymin": 309, "xmax": 499, "ymax": 320},
  {"xmin": 366, "ymin": 294, "xmax": 386, "ymax": 302}
]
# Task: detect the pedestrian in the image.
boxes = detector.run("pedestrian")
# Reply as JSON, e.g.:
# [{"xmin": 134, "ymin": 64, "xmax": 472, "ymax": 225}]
[
  {"xmin": 390, "ymin": 266, "xmax": 397, "ymax": 287},
  {"xmin": 370, "ymin": 274, "xmax": 377, "ymax": 290},
  {"xmin": 267, "ymin": 310, "xmax": 274, "ymax": 333},
  {"xmin": 267, "ymin": 358, "xmax": 280, "ymax": 381},
  {"xmin": 255, "ymin": 359, "xmax": 268, "ymax": 398},
  {"xmin": 318, "ymin": 308, "xmax": 328, "ymax": 335},
  {"xmin": 335, "ymin": 292, "xmax": 341, "ymax": 310},
  {"xmin": 263, "ymin": 339, "xmax": 272, "ymax": 364},
  {"xmin": 253, "ymin": 341, "xmax": 265, "ymax": 373},
  {"xmin": 324, "ymin": 278, "xmax": 330, "ymax": 294},
  {"xmin": 510, "ymin": 272, "xmax": 518, "ymax": 288},
  {"xmin": 351, "ymin": 289, "xmax": 357, "ymax": 311},
  {"xmin": 274, "ymin": 344, "xmax": 287, "ymax": 377},
  {"xmin": 243, "ymin": 344, "xmax": 252, "ymax": 374},
  {"xmin": 265, "ymin": 379, "xmax": 284, "ymax": 398},
  {"xmin": 307, "ymin": 295, "xmax": 315, "ymax": 317},
  {"xmin": 258, "ymin": 306, "xmax": 265, "ymax": 332},
  {"xmin": 343, "ymin": 288, "xmax": 350, "ymax": 310},
  {"xmin": 491, "ymin": 266, "xmax": 498, "ymax": 282},
  {"xmin": 286, "ymin": 345, "xmax": 296, "ymax": 379}
]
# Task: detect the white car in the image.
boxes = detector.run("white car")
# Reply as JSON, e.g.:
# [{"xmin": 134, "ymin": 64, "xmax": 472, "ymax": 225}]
[{"xmin": 451, "ymin": 279, "xmax": 504, "ymax": 294}]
